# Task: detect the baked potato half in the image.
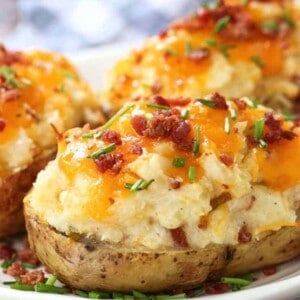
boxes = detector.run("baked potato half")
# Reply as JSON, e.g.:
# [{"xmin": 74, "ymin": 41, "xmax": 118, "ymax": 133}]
[
  {"xmin": 25, "ymin": 94, "xmax": 300, "ymax": 292},
  {"xmin": 101, "ymin": 0, "xmax": 300, "ymax": 116},
  {"xmin": 0, "ymin": 45, "xmax": 104, "ymax": 237}
]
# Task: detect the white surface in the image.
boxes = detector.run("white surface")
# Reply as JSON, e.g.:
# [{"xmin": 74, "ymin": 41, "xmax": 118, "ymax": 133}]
[{"xmin": 0, "ymin": 45, "xmax": 299, "ymax": 300}]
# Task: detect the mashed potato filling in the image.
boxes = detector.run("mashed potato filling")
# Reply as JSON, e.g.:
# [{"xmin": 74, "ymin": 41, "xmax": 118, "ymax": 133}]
[{"xmin": 26, "ymin": 95, "xmax": 300, "ymax": 250}]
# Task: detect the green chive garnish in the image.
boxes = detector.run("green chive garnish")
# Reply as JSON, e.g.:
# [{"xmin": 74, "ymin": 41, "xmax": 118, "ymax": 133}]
[
  {"xmin": 182, "ymin": 109, "xmax": 190, "ymax": 120},
  {"xmin": 88, "ymin": 291, "xmax": 111, "ymax": 299},
  {"xmin": 205, "ymin": 38, "xmax": 217, "ymax": 47},
  {"xmin": 262, "ymin": 20, "xmax": 279, "ymax": 33},
  {"xmin": 172, "ymin": 157, "xmax": 186, "ymax": 167},
  {"xmin": 193, "ymin": 127, "xmax": 201, "ymax": 156},
  {"xmin": 10, "ymin": 282, "xmax": 35, "ymax": 291},
  {"xmin": 101, "ymin": 104, "xmax": 135, "ymax": 131},
  {"xmin": 3, "ymin": 281, "xmax": 16, "ymax": 285},
  {"xmin": 1, "ymin": 259, "xmax": 13, "ymax": 269},
  {"xmin": 124, "ymin": 295, "xmax": 134, "ymax": 300},
  {"xmin": 113, "ymin": 292, "xmax": 125, "ymax": 299},
  {"xmin": 35, "ymin": 283, "xmax": 68, "ymax": 294},
  {"xmin": 224, "ymin": 117, "xmax": 231, "ymax": 134},
  {"xmin": 132, "ymin": 290, "xmax": 148, "ymax": 299},
  {"xmin": 185, "ymin": 41, "xmax": 193, "ymax": 55},
  {"xmin": 45, "ymin": 274, "xmax": 57, "ymax": 286},
  {"xmin": 82, "ymin": 133, "xmax": 95, "ymax": 139},
  {"xmin": 221, "ymin": 276, "xmax": 251, "ymax": 287},
  {"xmin": 165, "ymin": 48, "xmax": 177, "ymax": 56},
  {"xmin": 146, "ymin": 103, "xmax": 170, "ymax": 110},
  {"xmin": 254, "ymin": 118, "xmax": 265, "ymax": 140},
  {"xmin": 283, "ymin": 9, "xmax": 296, "ymax": 29},
  {"xmin": 75, "ymin": 289, "xmax": 89, "ymax": 298},
  {"xmin": 195, "ymin": 98, "xmax": 216, "ymax": 108},
  {"xmin": 0, "ymin": 65, "xmax": 22, "ymax": 88},
  {"xmin": 188, "ymin": 166, "xmax": 196, "ymax": 182},
  {"xmin": 214, "ymin": 15, "xmax": 231, "ymax": 33},
  {"xmin": 22, "ymin": 262, "xmax": 37, "ymax": 269},
  {"xmin": 59, "ymin": 69, "xmax": 76, "ymax": 80},
  {"xmin": 156, "ymin": 294, "xmax": 186, "ymax": 299},
  {"xmin": 125, "ymin": 179, "xmax": 155, "ymax": 192},
  {"xmin": 219, "ymin": 43, "xmax": 236, "ymax": 58},
  {"xmin": 250, "ymin": 55, "xmax": 265, "ymax": 69},
  {"xmin": 87, "ymin": 143, "xmax": 116, "ymax": 159},
  {"xmin": 229, "ymin": 107, "xmax": 237, "ymax": 120},
  {"xmin": 282, "ymin": 110, "xmax": 295, "ymax": 122},
  {"xmin": 258, "ymin": 139, "xmax": 268, "ymax": 149},
  {"xmin": 245, "ymin": 98, "xmax": 258, "ymax": 108}
]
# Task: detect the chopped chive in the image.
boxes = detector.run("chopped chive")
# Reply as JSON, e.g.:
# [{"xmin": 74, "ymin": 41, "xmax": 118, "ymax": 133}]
[
  {"xmin": 35, "ymin": 283, "xmax": 68, "ymax": 294},
  {"xmin": 45, "ymin": 274, "xmax": 57, "ymax": 285},
  {"xmin": 146, "ymin": 103, "xmax": 170, "ymax": 110},
  {"xmin": 205, "ymin": 38, "xmax": 217, "ymax": 47},
  {"xmin": 229, "ymin": 107, "xmax": 237, "ymax": 120},
  {"xmin": 188, "ymin": 166, "xmax": 196, "ymax": 182},
  {"xmin": 145, "ymin": 112, "xmax": 153, "ymax": 120},
  {"xmin": 157, "ymin": 294, "xmax": 186, "ymax": 299},
  {"xmin": 221, "ymin": 276, "xmax": 251, "ymax": 287},
  {"xmin": 75, "ymin": 289, "xmax": 89, "ymax": 298},
  {"xmin": 239, "ymin": 273, "xmax": 254, "ymax": 281},
  {"xmin": 283, "ymin": 9, "xmax": 296, "ymax": 29},
  {"xmin": 82, "ymin": 132, "xmax": 95, "ymax": 139},
  {"xmin": 165, "ymin": 48, "xmax": 177, "ymax": 56},
  {"xmin": 250, "ymin": 55, "xmax": 265, "ymax": 69},
  {"xmin": 1, "ymin": 259, "xmax": 13, "ymax": 268},
  {"xmin": 94, "ymin": 131, "xmax": 104, "ymax": 139},
  {"xmin": 245, "ymin": 98, "xmax": 258, "ymax": 108},
  {"xmin": 282, "ymin": 110, "xmax": 295, "ymax": 122},
  {"xmin": 87, "ymin": 143, "xmax": 116, "ymax": 159},
  {"xmin": 224, "ymin": 117, "xmax": 231, "ymax": 134},
  {"xmin": 59, "ymin": 69, "xmax": 76, "ymax": 79},
  {"xmin": 219, "ymin": 43, "xmax": 236, "ymax": 58},
  {"xmin": 241, "ymin": 0, "xmax": 248, "ymax": 5},
  {"xmin": 172, "ymin": 157, "xmax": 186, "ymax": 168},
  {"xmin": 112, "ymin": 292, "xmax": 124, "ymax": 299},
  {"xmin": 58, "ymin": 84, "xmax": 66, "ymax": 93},
  {"xmin": 258, "ymin": 139, "xmax": 268, "ymax": 149},
  {"xmin": 214, "ymin": 15, "xmax": 231, "ymax": 33},
  {"xmin": 10, "ymin": 282, "xmax": 35, "ymax": 291},
  {"xmin": 124, "ymin": 295, "xmax": 134, "ymax": 300},
  {"xmin": 3, "ymin": 281, "xmax": 16, "ymax": 285},
  {"xmin": 0, "ymin": 65, "xmax": 22, "ymax": 88},
  {"xmin": 193, "ymin": 127, "xmax": 201, "ymax": 156},
  {"xmin": 182, "ymin": 109, "xmax": 189, "ymax": 120},
  {"xmin": 22, "ymin": 262, "xmax": 37, "ymax": 269},
  {"xmin": 139, "ymin": 179, "xmax": 155, "ymax": 190},
  {"xmin": 195, "ymin": 98, "xmax": 216, "ymax": 108},
  {"xmin": 130, "ymin": 179, "xmax": 144, "ymax": 191},
  {"xmin": 254, "ymin": 118, "xmax": 265, "ymax": 140},
  {"xmin": 132, "ymin": 290, "xmax": 148, "ymax": 299},
  {"xmin": 101, "ymin": 104, "xmax": 135, "ymax": 131},
  {"xmin": 125, "ymin": 179, "xmax": 155, "ymax": 192},
  {"xmin": 262, "ymin": 20, "xmax": 279, "ymax": 33},
  {"xmin": 88, "ymin": 291, "xmax": 111, "ymax": 299},
  {"xmin": 184, "ymin": 41, "xmax": 193, "ymax": 55}
]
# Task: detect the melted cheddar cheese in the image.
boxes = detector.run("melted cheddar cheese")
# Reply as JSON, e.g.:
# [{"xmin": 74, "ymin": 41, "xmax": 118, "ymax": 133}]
[
  {"xmin": 26, "ymin": 95, "xmax": 300, "ymax": 249},
  {"xmin": 101, "ymin": 0, "xmax": 300, "ymax": 115}
]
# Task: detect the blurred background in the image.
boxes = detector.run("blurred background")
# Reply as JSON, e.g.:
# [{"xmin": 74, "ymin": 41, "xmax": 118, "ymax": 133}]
[{"xmin": 0, "ymin": 0, "xmax": 202, "ymax": 54}]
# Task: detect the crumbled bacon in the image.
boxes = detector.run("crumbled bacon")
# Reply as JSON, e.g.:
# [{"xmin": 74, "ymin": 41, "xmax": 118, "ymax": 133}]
[
  {"xmin": 219, "ymin": 154, "xmax": 234, "ymax": 167},
  {"xmin": 238, "ymin": 225, "xmax": 252, "ymax": 243},
  {"xmin": 210, "ymin": 92, "xmax": 228, "ymax": 109},
  {"xmin": 131, "ymin": 145, "xmax": 143, "ymax": 155},
  {"xmin": 0, "ymin": 244, "xmax": 16, "ymax": 259},
  {"xmin": 210, "ymin": 192, "xmax": 232, "ymax": 209},
  {"xmin": 131, "ymin": 115, "xmax": 148, "ymax": 136},
  {"xmin": 102, "ymin": 130, "xmax": 122, "ymax": 145},
  {"xmin": 158, "ymin": 29, "xmax": 168, "ymax": 39},
  {"xmin": 262, "ymin": 266, "xmax": 277, "ymax": 276},
  {"xmin": 187, "ymin": 48, "xmax": 210, "ymax": 62},
  {"xmin": 169, "ymin": 177, "xmax": 181, "ymax": 189},
  {"xmin": 281, "ymin": 130, "xmax": 296, "ymax": 140},
  {"xmin": 168, "ymin": 97, "xmax": 191, "ymax": 106},
  {"xmin": 198, "ymin": 216, "xmax": 208, "ymax": 230},
  {"xmin": 205, "ymin": 283, "xmax": 230, "ymax": 295},
  {"xmin": 5, "ymin": 263, "xmax": 27, "ymax": 277},
  {"xmin": 0, "ymin": 44, "xmax": 23, "ymax": 65},
  {"xmin": 151, "ymin": 81, "xmax": 162, "ymax": 94},
  {"xmin": 17, "ymin": 248, "xmax": 40, "ymax": 266},
  {"xmin": 170, "ymin": 227, "xmax": 189, "ymax": 247},
  {"xmin": 151, "ymin": 95, "xmax": 170, "ymax": 107},
  {"xmin": 245, "ymin": 195, "xmax": 256, "ymax": 211},
  {"xmin": 94, "ymin": 153, "xmax": 123, "ymax": 175},
  {"xmin": 0, "ymin": 118, "xmax": 6, "ymax": 131},
  {"xmin": 20, "ymin": 270, "xmax": 45, "ymax": 285},
  {"xmin": 233, "ymin": 98, "xmax": 247, "ymax": 110},
  {"xmin": 1, "ymin": 89, "xmax": 21, "ymax": 102}
]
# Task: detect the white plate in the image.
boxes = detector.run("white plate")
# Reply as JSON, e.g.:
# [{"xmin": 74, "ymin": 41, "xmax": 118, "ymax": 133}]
[{"xmin": 0, "ymin": 44, "xmax": 299, "ymax": 300}]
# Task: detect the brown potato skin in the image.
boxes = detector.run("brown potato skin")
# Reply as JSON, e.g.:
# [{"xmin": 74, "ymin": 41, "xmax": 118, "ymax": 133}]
[
  {"xmin": 25, "ymin": 205, "xmax": 300, "ymax": 293},
  {"xmin": 0, "ymin": 152, "xmax": 55, "ymax": 238}
]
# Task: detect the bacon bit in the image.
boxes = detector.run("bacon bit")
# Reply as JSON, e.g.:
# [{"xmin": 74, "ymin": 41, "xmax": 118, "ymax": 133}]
[
  {"xmin": 219, "ymin": 154, "xmax": 234, "ymax": 167},
  {"xmin": 131, "ymin": 115, "xmax": 148, "ymax": 136},
  {"xmin": 94, "ymin": 153, "xmax": 123, "ymax": 175},
  {"xmin": 233, "ymin": 98, "xmax": 247, "ymax": 110},
  {"xmin": 169, "ymin": 177, "xmax": 181, "ymax": 189},
  {"xmin": 0, "ymin": 244, "xmax": 16, "ymax": 259},
  {"xmin": 245, "ymin": 195, "xmax": 256, "ymax": 211},
  {"xmin": 169, "ymin": 97, "xmax": 191, "ymax": 106},
  {"xmin": 50, "ymin": 123, "xmax": 64, "ymax": 140},
  {"xmin": 5, "ymin": 263, "xmax": 27, "ymax": 277},
  {"xmin": 131, "ymin": 145, "xmax": 143, "ymax": 155},
  {"xmin": 20, "ymin": 270, "xmax": 45, "ymax": 285},
  {"xmin": 102, "ymin": 130, "xmax": 122, "ymax": 145},
  {"xmin": 170, "ymin": 227, "xmax": 189, "ymax": 247},
  {"xmin": 198, "ymin": 216, "xmax": 208, "ymax": 230},
  {"xmin": 170, "ymin": 14, "xmax": 205, "ymax": 31},
  {"xmin": 187, "ymin": 48, "xmax": 210, "ymax": 62},
  {"xmin": 281, "ymin": 130, "xmax": 296, "ymax": 140},
  {"xmin": 238, "ymin": 225, "xmax": 252, "ymax": 243},
  {"xmin": 151, "ymin": 95, "xmax": 170, "ymax": 107},
  {"xmin": 264, "ymin": 112, "xmax": 281, "ymax": 130},
  {"xmin": 151, "ymin": 81, "xmax": 162, "ymax": 94},
  {"xmin": 0, "ymin": 44, "xmax": 23, "ymax": 65},
  {"xmin": 171, "ymin": 121, "xmax": 191, "ymax": 144},
  {"xmin": 210, "ymin": 192, "xmax": 232, "ymax": 209},
  {"xmin": 17, "ymin": 248, "xmax": 40, "ymax": 266},
  {"xmin": 0, "ymin": 118, "xmax": 6, "ymax": 132},
  {"xmin": 205, "ymin": 283, "xmax": 230, "ymax": 295},
  {"xmin": 262, "ymin": 266, "xmax": 277, "ymax": 276},
  {"xmin": 1, "ymin": 89, "xmax": 21, "ymax": 102},
  {"xmin": 210, "ymin": 92, "xmax": 228, "ymax": 109},
  {"xmin": 158, "ymin": 29, "xmax": 168, "ymax": 39}
]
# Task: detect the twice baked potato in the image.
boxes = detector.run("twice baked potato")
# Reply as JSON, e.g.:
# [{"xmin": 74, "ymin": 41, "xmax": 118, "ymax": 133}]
[
  {"xmin": 101, "ymin": 0, "xmax": 300, "ymax": 116},
  {"xmin": 0, "ymin": 45, "xmax": 104, "ymax": 237},
  {"xmin": 25, "ymin": 94, "xmax": 300, "ymax": 292}
]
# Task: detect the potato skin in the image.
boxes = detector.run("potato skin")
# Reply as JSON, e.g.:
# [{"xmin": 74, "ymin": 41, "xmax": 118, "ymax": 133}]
[
  {"xmin": 25, "ymin": 205, "xmax": 300, "ymax": 293},
  {"xmin": 0, "ymin": 152, "xmax": 55, "ymax": 237}
]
